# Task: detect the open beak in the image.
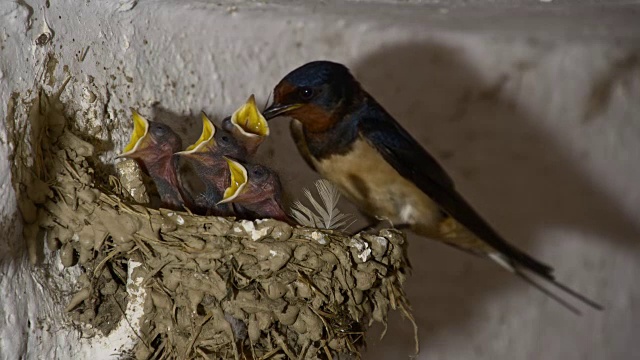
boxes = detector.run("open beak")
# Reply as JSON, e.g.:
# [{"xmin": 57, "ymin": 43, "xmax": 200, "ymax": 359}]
[
  {"xmin": 218, "ymin": 157, "xmax": 248, "ymax": 204},
  {"xmin": 119, "ymin": 109, "xmax": 150, "ymax": 157},
  {"xmin": 262, "ymin": 102, "xmax": 302, "ymax": 121},
  {"xmin": 175, "ymin": 112, "xmax": 216, "ymax": 156},
  {"xmin": 230, "ymin": 94, "xmax": 270, "ymax": 137}
]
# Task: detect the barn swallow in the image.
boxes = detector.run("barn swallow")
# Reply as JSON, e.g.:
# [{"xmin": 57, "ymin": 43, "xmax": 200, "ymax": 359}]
[
  {"xmin": 221, "ymin": 94, "xmax": 270, "ymax": 155},
  {"xmin": 174, "ymin": 112, "xmax": 245, "ymax": 216},
  {"xmin": 119, "ymin": 110, "xmax": 189, "ymax": 210},
  {"xmin": 262, "ymin": 60, "xmax": 602, "ymax": 314},
  {"xmin": 218, "ymin": 157, "xmax": 291, "ymax": 223}
]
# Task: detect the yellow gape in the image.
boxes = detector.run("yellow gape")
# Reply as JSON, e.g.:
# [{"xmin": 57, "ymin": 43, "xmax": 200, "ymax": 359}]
[
  {"xmin": 218, "ymin": 157, "xmax": 248, "ymax": 204},
  {"xmin": 230, "ymin": 94, "xmax": 270, "ymax": 137},
  {"xmin": 180, "ymin": 112, "xmax": 216, "ymax": 154},
  {"xmin": 121, "ymin": 110, "xmax": 150, "ymax": 156}
]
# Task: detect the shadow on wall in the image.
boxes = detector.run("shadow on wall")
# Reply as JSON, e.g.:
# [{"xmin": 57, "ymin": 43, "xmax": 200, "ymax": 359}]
[{"xmin": 350, "ymin": 42, "xmax": 640, "ymax": 356}]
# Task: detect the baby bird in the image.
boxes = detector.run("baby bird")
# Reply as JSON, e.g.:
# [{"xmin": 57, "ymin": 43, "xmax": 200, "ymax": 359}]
[
  {"xmin": 221, "ymin": 94, "xmax": 270, "ymax": 155},
  {"xmin": 218, "ymin": 157, "xmax": 291, "ymax": 223},
  {"xmin": 175, "ymin": 112, "xmax": 245, "ymax": 216},
  {"xmin": 119, "ymin": 110, "xmax": 189, "ymax": 210}
]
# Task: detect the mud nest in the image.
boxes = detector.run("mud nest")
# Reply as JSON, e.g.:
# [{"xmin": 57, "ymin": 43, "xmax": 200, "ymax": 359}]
[{"xmin": 13, "ymin": 97, "xmax": 416, "ymax": 359}]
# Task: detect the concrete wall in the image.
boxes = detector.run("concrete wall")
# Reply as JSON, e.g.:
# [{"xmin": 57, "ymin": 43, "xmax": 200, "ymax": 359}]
[{"xmin": 1, "ymin": 0, "xmax": 639, "ymax": 359}]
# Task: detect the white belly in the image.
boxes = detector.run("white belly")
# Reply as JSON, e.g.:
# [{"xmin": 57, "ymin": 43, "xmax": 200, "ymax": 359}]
[{"xmin": 313, "ymin": 138, "xmax": 442, "ymax": 228}]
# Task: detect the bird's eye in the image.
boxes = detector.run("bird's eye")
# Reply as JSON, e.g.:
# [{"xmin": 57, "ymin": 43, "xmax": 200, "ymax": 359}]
[
  {"xmin": 299, "ymin": 87, "xmax": 314, "ymax": 101},
  {"xmin": 253, "ymin": 168, "xmax": 264, "ymax": 177},
  {"xmin": 221, "ymin": 135, "xmax": 229, "ymax": 143},
  {"xmin": 152, "ymin": 124, "xmax": 167, "ymax": 136}
]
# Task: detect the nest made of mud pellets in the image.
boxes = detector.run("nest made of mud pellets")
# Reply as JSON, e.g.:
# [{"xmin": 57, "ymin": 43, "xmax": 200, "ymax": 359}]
[{"xmin": 13, "ymin": 98, "xmax": 417, "ymax": 359}]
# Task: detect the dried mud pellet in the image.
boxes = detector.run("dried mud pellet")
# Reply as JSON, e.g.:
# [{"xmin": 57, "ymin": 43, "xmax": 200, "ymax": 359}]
[
  {"xmin": 77, "ymin": 274, "xmax": 90, "ymax": 286},
  {"xmin": 248, "ymin": 221, "xmax": 274, "ymax": 241},
  {"xmin": 37, "ymin": 208, "xmax": 55, "ymax": 228},
  {"xmin": 24, "ymin": 223, "xmax": 39, "ymax": 265},
  {"xmin": 303, "ymin": 255, "xmax": 325, "ymax": 269},
  {"xmin": 78, "ymin": 173, "xmax": 92, "ymax": 185},
  {"xmin": 293, "ymin": 245, "xmax": 310, "ymax": 261},
  {"xmin": 188, "ymin": 290, "xmax": 204, "ymax": 312},
  {"xmin": 334, "ymin": 288, "xmax": 345, "ymax": 304},
  {"xmin": 163, "ymin": 271, "xmax": 181, "ymax": 291},
  {"xmin": 294, "ymin": 280, "xmax": 312, "ymax": 299},
  {"xmin": 134, "ymin": 344, "xmax": 152, "ymax": 360},
  {"xmin": 259, "ymin": 244, "xmax": 292, "ymax": 273},
  {"xmin": 270, "ymin": 224, "xmax": 292, "ymax": 241},
  {"xmin": 302, "ymin": 308, "xmax": 323, "ymax": 341},
  {"xmin": 291, "ymin": 314, "xmax": 308, "ymax": 334},
  {"xmin": 114, "ymin": 240, "xmax": 135, "ymax": 253},
  {"xmin": 320, "ymin": 252, "xmax": 339, "ymax": 267},
  {"xmin": 93, "ymin": 229, "xmax": 107, "ymax": 251},
  {"xmin": 78, "ymin": 227, "xmax": 95, "ymax": 250},
  {"xmin": 58, "ymin": 130, "xmax": 95, "ymax": 157},
  {"xmin": 328, "ymin": 338, "xmax": 345, "ymax": 350},
  {"xmin": 27, "ymin": 178, "xmax": 52, "ymax": 204},
  {"xmin": 354, "ymin": 269, "xmax": 377, "ymax": 291},
  {"xmin": 78, "ymin": 245, "xmax": 92, "ymax": 265},
  {"xmin": 18, "ymin": 197, "xmax": 38, "ymax": 224},
  {"xmin": 368, "ymin": 235, "xmax": 389, "ymax": 259},
  {"xmin": 352, "ymin": 289, "xmax": 364, "ymax": 305},
  {"xmin": 275, "ymin": 305, "xmax": 299, "ymax": 326},
  {"xmin": 234, "ymin": 253, "xmax": 258, "ymax": 268},
  {"xmin": 144, "ymin": 289, "xmax": 155, "ymax": 314},
  {"xmin": 46, "ymin": 230, "xmax": 61, "ymax": 251},
  {"xmin": 57, "ymin": 226, "xmax": 72, "ymax": 244},
  {"xmin": 65, "ymin": 287, "xmax": 91, "ymax": 312},
  {"xmin": 60, "ymin": 241, "xmax": 76, "ymax": 267},
  {"xmin": 101, "ymin": 280, "xmax": 118, "ymax": 296},
  {"xmin": 380, "ymin": 229, "xmax": 404, "ymax": 245},
  {"xmin": 248, "ymin": 315, "xmax": 261, "ymax": 343},
  {"xmin": 151, "ymin": 290, "xmax": 172, "ymax": 311},
  {"xmin": 185, "ymin": 238, "xmax": 205, "ymax": 250},
  {"xmin": 265, "ymin": 281, "xmax": 287, "ymax": 300},
  {"xmin": 77, "ymin": 187, "xmax": 100, "ymax": 203},
  {"xmin": 256, "ymin": 311, "xmax": 273, "ymax": 331}
]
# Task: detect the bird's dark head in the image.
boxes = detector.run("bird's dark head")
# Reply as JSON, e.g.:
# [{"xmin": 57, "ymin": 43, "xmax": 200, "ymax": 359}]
[
  {"xmin": 218, "ymin": 159, "xmax": 282, "ymax": 205},
  {"xmin": 148, "ymin": 122, "xmax": 182, "ymax": 153},
  {"xmin": 119, "ymin": 110, "xmax": 182, "ymax": 161},
  {"xmin": 175, "ymin": 112, "xmax": 246, "ymax": 162},
  {"xmin": 263, "ymin": 61, "xmax": 361, "ymax": 132}
]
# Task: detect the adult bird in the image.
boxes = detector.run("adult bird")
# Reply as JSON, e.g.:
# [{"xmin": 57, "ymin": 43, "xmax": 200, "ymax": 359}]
[
  {"xmin": 262, "ymin": 60, "xmax": 602, "ymax": 314},
  {"xmin": 120, "ymin": 110, "xmax": 190, "ymax": 211}
]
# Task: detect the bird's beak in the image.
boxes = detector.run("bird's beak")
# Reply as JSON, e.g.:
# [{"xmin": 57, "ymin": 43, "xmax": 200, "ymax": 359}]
[
  {"xmin": 118, "ymin": 109, "xmax": 150, "ymax": 158},
  {"xmin": 230, "ymin": 94, "xmax": 270, "ymax": 137},
  {"xmin": 262, "ymin": 102, "xmax": 303, "ymax": 120},
  {"xmin": 175, "ymin": 112, "xmax": 217, "ymax": 156},
  {"xmin": 218, "ymin": 157, "xmax": 248, "ymax": 204}
]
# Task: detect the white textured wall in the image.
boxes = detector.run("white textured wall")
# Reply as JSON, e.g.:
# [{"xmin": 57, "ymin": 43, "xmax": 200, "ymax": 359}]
[{"xmin": 1, "ymin": 0, "xmax": 639, "ymax": 359}]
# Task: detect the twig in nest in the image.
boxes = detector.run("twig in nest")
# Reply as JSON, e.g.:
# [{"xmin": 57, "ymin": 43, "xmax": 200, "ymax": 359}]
[
  {"xmin": 270, "ymin": 330, "xmax": 297, "ymax": 360},
  {"xmin": 184, "ymin": 313, "xmax": 213, "ymax": 359},
  {"xmin": 399, "ymin": 301, "xmax": 419, "ymax": 356},
  {"xmin": 111, "ymin": 293, "xmax": 151, "ymax": 350},
  {"xmin": 258, "ymin": 345, "xmax": 282, "ymax": 360},
  {"xmin": 322, "ymin": 341, "xmax": 334, "ymax": 360}
]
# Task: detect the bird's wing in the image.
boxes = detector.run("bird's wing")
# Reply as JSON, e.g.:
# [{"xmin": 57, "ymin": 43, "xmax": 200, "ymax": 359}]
[
  {"xmin": 358, "ymin": 113, "xmax": 554, "ymax": 278},
  {"xmin": 290, "ymin": 119, "xmax": 317, "ymax": 171}
]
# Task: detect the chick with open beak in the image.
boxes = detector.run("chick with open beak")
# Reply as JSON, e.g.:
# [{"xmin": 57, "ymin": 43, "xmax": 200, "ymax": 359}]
[
  {"xmin": 221, "ymin": 94, "xmax": 270, "ymax": 156},
  {"xmin": 119, "ymin": 110, "xmax": 189, "ymax": 210},
  {"xmin": 174, "ymin": 112, "xmax": 245, "ymax": 216},
  {"xmin": 218, "ymin": 158, "xmax": 291, "ymax": 223}
]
